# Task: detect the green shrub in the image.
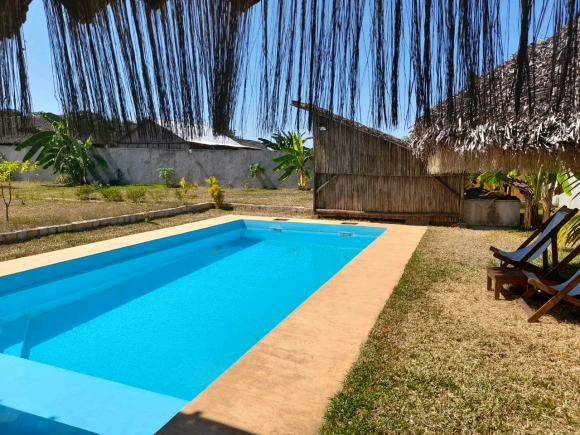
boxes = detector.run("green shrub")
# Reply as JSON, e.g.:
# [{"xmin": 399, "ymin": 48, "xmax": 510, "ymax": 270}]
[
  {"xmin": 55, "ymin": 174, "xmax": 71, "ymax": 184},
  {"xmin": 157, "ymin": 167, "xmax": 175, "ymax": 187},
  {"xmin": 100, "ymin": 187, "xmax": 124, "ymax": 202},
  {"xmin": 75, "ymin": 185, "xmax": 95, "ymax": 201},
  {"xmin": 249, "ymin": 163, "xmax": 266, "ymax": 177},
  {"xmin": 126, "ymin": 188, "xmax": 146, "ymax": 203}
]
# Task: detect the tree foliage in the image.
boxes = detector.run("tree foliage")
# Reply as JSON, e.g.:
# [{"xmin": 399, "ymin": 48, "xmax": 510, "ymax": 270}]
[{"xmin": 0, "ymin": 160, "xmax": 37, "ymax": 222}]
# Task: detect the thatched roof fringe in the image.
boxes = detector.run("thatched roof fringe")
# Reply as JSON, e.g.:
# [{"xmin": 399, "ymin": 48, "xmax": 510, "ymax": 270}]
[
  {"xmin": 0, "ymin": 0, "xmax": 32, "ymax": 132},
  {"xmin": 3, "ymin": 1, "xmax": 580, "ymax": 139}
]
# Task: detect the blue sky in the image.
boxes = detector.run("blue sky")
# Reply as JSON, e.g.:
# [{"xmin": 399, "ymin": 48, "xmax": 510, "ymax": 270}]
[{"xmin": 21, "ymin": 1, "xmax": 554, "ymax": 141}]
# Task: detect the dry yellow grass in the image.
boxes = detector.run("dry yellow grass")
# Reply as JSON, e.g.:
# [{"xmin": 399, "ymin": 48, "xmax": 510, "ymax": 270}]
[
  {"xmin": 0, "ymin": 182, "xmax": 312, "ymax": 233},
  {"xmin": 321, "ymin": 227, "xmax": 580, "ymax": 435}
]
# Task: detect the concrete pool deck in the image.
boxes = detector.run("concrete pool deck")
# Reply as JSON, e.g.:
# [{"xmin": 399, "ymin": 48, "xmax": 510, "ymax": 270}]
[{"xmin": 0, "ymin": 215, "xmax": 427, "ymax": 435}]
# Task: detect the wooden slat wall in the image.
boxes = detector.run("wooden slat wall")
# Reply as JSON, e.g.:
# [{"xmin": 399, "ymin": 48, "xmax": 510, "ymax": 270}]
[
  {"xmin": 312, "ymin": 114, "xmax": 464, "ymax": 222},
  {"xmin": 316, "ymin": 174, "xmax": 462, "ymax": 214}
]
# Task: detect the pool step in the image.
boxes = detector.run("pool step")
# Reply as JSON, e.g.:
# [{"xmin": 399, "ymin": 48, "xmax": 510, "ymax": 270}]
[{"xmin": 0, "ymin": 316, "xmax": 30, "ymax": 359}]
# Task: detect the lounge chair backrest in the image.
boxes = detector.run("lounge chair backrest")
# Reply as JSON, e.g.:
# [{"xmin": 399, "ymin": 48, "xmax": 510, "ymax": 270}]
[{"xmin": 523, "ymin": 210, "xmax": 570, "ymax": 262}]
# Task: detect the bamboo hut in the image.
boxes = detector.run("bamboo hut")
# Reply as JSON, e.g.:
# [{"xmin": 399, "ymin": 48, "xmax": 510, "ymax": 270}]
[
  {"xmin": 412, "ymin": 18, "xmax": 580, "ymax": 175},
  {"xmin": 293, "ymin": 102, "xmax": 464, "ymax": 224}
]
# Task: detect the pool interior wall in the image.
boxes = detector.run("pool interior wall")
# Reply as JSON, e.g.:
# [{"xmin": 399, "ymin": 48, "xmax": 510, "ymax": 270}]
[{"xmin": 0, "ymin": 219, "xmax": 385, "ymax": 435}]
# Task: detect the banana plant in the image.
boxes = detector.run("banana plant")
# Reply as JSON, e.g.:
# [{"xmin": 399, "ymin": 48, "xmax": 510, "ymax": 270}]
[
  {"xmin": 272, "ymin": 132, "xmax": 313, "ymax": 189},
  {"xmin": 526, "ymin": 169, "xmax": 575, "ymax": 223},
  {"xmin": 477, "ymin": 170, "xmax": 509, "ymax": 192},
  {"xmin": 15, "ymin": 112, "xmax": 107, "ymax": 185}
]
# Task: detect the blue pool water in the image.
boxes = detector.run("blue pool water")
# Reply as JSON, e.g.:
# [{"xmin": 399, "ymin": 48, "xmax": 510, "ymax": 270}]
[{"xmin": 0, "ymin": 219, "xmax": 384, "ymax": 434}]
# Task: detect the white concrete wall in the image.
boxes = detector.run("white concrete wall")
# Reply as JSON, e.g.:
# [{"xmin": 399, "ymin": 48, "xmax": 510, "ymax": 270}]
[
  {"xmin": 554, "ymin": 176, "xmax": 580, "ymax": 209},
  {"xmin": 0, "ymin": 146, "xmax": 311, "ymax": 188}
]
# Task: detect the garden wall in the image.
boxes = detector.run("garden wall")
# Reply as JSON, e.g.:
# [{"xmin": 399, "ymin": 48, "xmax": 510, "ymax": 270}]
[{"xmin": 0, "ymin": 146, "xmax": 309, "ymax": 188}]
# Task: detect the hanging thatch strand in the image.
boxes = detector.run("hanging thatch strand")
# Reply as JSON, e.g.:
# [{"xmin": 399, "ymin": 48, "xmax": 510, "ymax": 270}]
[
  {"xmin": 0, "ymin": 0, "xmax": 32, "ymax": 130},
  {"xmin": 412, "ymin": 11, "xmax": 580, "ymax": 174},
  {"xmin": 0, "ymin": 0, "xmax": 572, "ymax": 145}
]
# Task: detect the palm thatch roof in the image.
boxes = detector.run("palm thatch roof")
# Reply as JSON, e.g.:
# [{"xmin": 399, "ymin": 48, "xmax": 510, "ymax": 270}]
[{"xmin": 412, "ymin": 18, "xmax": 580, "ymax": 174}]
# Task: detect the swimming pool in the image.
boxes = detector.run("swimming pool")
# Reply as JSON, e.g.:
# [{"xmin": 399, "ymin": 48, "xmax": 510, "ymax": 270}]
[{"xmin": 0, "ymin": 219, "xmax": 385, "ymax": 434}]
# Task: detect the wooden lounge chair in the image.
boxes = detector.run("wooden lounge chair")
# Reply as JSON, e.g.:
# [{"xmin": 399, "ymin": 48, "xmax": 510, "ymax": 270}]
[
  {"xmin": 490, "ymin": 206, "xmax": 578, "ymax": 273},
  {"xmin": 520, "ymin": 256, "xmax": 580, "ymax": 322}
]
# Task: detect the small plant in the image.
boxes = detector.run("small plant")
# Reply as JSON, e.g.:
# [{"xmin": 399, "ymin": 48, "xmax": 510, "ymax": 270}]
[
  {"xmin": 179, "ymin": 176, "xmax": 198, "ymax": 193},
  {"xmin": 126, "ymin": 187, "xmax": 146, "ymax": 203},
  {"xmin": 157, "ymin": 167, "xmax": 176, "ymax": 187},
  {"xmin": 0, "ymin": 160, "xmax": 37, "ymax": 221},
  {"xmin": 205, "ymin": 176, "xmax": 224, "ymax": 208},
  {"xmin": 205, "ymin": 176, "xmax": 218, "ymax": 187},
  {"xmin": 249, "ymin": 163, "xmax": 266, "ymax": 178},
  {"xmin": 75, "ymin": 184, "xmax": 95, "ymax": 201},
  {"xmin": 100, "ymin": 187, "xmax": 124, "ymax": 202},
  {"xmin": 55, "ymin": 174, "xmax": 72, "ymax": 184}
]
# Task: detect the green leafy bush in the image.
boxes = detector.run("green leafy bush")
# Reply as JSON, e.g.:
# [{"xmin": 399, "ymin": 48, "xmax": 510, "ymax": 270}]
[
  {"xmin": 100, "ymin": 187, "xmax": 124, "ymax": 202},
  {"xmin": 249, "ymin": 163, "xmax": 266, "ymax": 177},
  {"xmin": 157, "ymin": 167, "xmax": 175, "ymax": 187},
  {"xmin": 75, "ymin": 185, "xmax": 95, "ymax": 201},
  {"xmin": 55, "ymin": 174, "xmax": 71, "ymax": 184},
  {"xmin": 126, "ymin": 187, "xmax": 146, "ymax": 203}
]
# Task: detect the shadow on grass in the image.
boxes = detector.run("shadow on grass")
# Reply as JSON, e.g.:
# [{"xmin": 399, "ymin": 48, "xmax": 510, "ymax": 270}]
[{"xmin": 500, "ymin": 284, "xmax": 580, "ymax": 324}]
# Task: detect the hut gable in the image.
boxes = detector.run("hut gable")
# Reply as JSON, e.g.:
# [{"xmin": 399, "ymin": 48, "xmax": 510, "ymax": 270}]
[{"xmin": 293, "ymin": 102, "xmax": 464, "ymax": 224}]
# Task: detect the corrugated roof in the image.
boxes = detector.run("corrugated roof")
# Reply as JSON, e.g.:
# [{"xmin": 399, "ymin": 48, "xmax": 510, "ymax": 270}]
[{"xmin": 150, "ymin": 120, "xmax": 262, "ymax": 150}]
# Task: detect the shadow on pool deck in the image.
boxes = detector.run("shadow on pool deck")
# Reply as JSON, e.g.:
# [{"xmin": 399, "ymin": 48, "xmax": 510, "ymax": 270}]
[
  {"xmin": 157, "ymin": 411, "xmax": 256, "ymax": 435},
  {"xmin": 0, "ymin": 404, "xmax": 97, "ymax": 435}
]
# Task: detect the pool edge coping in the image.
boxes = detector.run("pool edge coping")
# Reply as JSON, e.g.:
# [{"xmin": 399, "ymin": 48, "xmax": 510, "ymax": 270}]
[{"xmin": 0, "ymin": 215, "xmax": 388, "ymax": 278}]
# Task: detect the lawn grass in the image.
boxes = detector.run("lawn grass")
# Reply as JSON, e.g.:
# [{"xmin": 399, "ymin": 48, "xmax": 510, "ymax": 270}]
[
  {"xmin": 320, "ymin": 227, "xmax": 580, "ymax": 435},
  {"xmin": 0, "ymin": 181, "xmax": 312, "ymax": 232}
]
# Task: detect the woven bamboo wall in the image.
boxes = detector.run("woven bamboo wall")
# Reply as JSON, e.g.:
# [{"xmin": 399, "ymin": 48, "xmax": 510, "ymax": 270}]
[{"xmin": 312, "ymin": 115, "xmax": 463, "ymax": 223}]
